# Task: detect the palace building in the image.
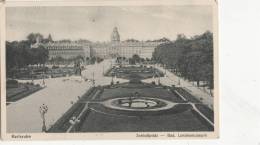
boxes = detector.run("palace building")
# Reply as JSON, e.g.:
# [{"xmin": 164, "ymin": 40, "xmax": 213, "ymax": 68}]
[
  {"xmin": 45, "ymin": 42, "xmax": 90, "ymax": 59},
  {"xmin": 32, "ymin": 27, "xmax": 169, "ymax": 60},
  {"xmin": 91, "ymin": 27, "xmax": 168, "ymax": 59}
]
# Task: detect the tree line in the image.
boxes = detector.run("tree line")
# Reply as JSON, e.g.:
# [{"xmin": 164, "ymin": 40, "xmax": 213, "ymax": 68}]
[
  {"xmin": 152, "ymin": 31, "xmax": 214, "ymax": 90},
  {"xmin": 6, "ymin": 33, "xmax": 49, "ymax": 71}
]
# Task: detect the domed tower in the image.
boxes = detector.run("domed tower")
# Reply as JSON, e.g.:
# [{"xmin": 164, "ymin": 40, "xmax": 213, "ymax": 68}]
[
  {"xmin": 111, "ymin": 27, "xmax": 120, "ymax": 42},
  {"xmin": 47, "ymin": 34, "xmax": 53, "ymax": 42}
]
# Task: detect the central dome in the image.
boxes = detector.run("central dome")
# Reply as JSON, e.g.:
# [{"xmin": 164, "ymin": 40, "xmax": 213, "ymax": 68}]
[{"xmin": 111, "ymin": 27, "xmax": 120, "ymax": 42}]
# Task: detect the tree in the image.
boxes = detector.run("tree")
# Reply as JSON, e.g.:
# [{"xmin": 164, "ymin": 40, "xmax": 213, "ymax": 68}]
[
  {"xmin": 90, "ymin": 57, "xmax": 96, "ymax": 64},
  {"xmin": 132, "ymin": 54, "xmax": 141, "ymax": 64},
  {"xmin": 152, "ymin": 31, "xmax": 214, "ymax": 89},
  {"xmin": 140, "ymin": 58, "xmax": 145, "ymax": 63},
  {"xmin": 75, "ymin": 55, "xmax": 84, "ymax": 61},
  {"xmin": 86, "ymin": 57, "xmax": 90, "ymax": 61},
  {"xmin": 37, "ymin": 45, "xmax": 49, "ymax": 66},
  {"xmin": 96, "ymin": 57, "xmax": 104, "ymax": 63},
  {"xmin": 27, "ymin": 33, "xmax": 44, "ymax": 45},
  {"xmin": 6, "ymin": 39, "xmax": 50, "ymax": 78},
  {"xmin": 124, "ymin": 39, "xmax": 139, "ymax": 42}
]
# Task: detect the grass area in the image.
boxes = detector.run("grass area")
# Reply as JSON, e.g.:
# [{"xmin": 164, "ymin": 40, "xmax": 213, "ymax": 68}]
[
  {"xmin": 105, "ymin": 66, "xmax": 164, "ymax": 80},
  {"xmin": 173, "ymin": 87, "xmax": 214, "ymax": 123},
  {"xmin": 190, "ymin": 109, "xmax": 214, "ymax": 131},
  {"xmin": 89, "ymin": 103, "xmax": 192, "ymax": 117},
  {"xmin": 79, "ymin": 108, "xmax": 212, "ymax": 132},
  {"xmin": 77, "ymin": 86, "xmax": 214, "ymax": 132},
  {"xmin": 47, "ymin": 87, "xmax": 97, "ymax": 132},
  {"xmin": 6, "ymin": 83, "xmax": 42, "ymax": 103},
  {"xmin": 175, "ymin": 87, "xmax": 201, "ymax": 103},
  {"xmin": 99, "ymin": 84, "xmax": 185, "ymax": 103},
  {"xmin": 195, "ymin": 104, "xmax": 214, "ymax": 122},
  {"xmin": 48, "ymin": 101, "xmax": 86, "ymax": 132}
]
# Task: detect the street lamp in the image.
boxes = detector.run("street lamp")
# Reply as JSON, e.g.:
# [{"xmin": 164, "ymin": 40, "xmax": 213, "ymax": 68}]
[
  {"xmin": 178, "ymin": 78, "xmax": 181, "ymax": 86},
  {"xmin": 158, "ymin": 74, "xmax": 160, "ymax": 85},
  {"xmin": 111, "ymin": 74, "xmax": 114, "ymax": 85},
  {"xmin": 164, "ymin": 64, "xmax": 167, "ymax": 77},
  {"xmin": 92, "ymin": 72, "xmax": 95, "ymax": 86},
  {"xmin": 110, "ymin": 59, "xmax": 112, "ymax": 69},
  {"xmin": 31, "ymin": 70, "xmax": 34, "ymax": 84},
  {"xmin": 42, "ymin": 72, "xmax": 45, "ymax": 87},
  {"xmin": 39, "ymin": 104, "xmax": 48, "ymax": 132},
  {"xmin": 102, "ymin": 62, "xmax": 104, "ymax": 76}
]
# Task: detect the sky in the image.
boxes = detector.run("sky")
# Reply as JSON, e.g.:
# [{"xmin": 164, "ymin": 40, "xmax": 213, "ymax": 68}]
[{"xmin": 6, "ymin": 6, "xmax": 213, "ymax": 42}]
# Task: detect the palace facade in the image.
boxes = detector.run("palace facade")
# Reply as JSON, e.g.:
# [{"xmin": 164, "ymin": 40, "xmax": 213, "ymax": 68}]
[
  {"xmin": 90, "ymin": 27, "xmax": 167, "ymax": 59},
  {"xmin": 32, "ymin": 27, "xmax": 168, "ymax": 60},
  {"xmin": 45, "ymin": 42, "xmax": 90, "ymax": 59}
]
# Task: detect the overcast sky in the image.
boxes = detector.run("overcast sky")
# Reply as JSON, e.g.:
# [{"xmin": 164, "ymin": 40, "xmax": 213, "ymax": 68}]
[{"xmin": 6, "ymin": 6, "xmax": 213, "ymax": 42}]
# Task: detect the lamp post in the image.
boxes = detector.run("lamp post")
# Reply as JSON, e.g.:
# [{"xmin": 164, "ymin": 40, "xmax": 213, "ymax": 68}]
[
  {"xmin": 178, "ymin": 78, "xmax": 181, "ymax": 86},
  {"xmin": 164, "ymin": 64, "xmax": 167, "ymax": 76},
  {"xmin": 42, "ymin": 72, "xmax": 45, "ymax": 87},
  {"xmin": 158, "ymin": 73, "xmax": 160, "ymax": 85},
  {"xmin": 39, "ymin": 104, "xmax": 48, "ymax": 132},
  {"xmin": 110, "ymin": 59, "xmax": 112, "ymax": 69},
  {"xmin": 92, "ymin": 72, "xmax": 95, "ymax": 86},
  {"xmin": 102, "ymin": 62, "xmax": 104, "ymax": 76},
  {"xmin": 31, "ymin": 70, "xmax": 34, "ymax": 84},
  {"xmin": 111, "ymin": 74, "xmax": 114, "ymax": 85}
]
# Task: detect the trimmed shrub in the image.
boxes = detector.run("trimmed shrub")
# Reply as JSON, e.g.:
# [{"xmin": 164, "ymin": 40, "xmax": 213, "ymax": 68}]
[
  {"xmin": 6, "ymin": 79, "xmax": 18, "ymax": 88},
  {"xmin": 7, "ymin": 79, "xmax": 18, "ymax": 85}
]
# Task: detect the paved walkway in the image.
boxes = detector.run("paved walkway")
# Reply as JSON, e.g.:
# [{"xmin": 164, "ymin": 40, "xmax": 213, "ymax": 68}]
[{"xmin": 142, "ymin": 64, "xmax": 213, "ymax": 109}]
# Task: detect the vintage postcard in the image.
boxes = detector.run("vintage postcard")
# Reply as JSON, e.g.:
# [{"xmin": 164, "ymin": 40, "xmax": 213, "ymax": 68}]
[{"xmin": 0, "ymin": 0, "xmax": 219, "ymax": 140}]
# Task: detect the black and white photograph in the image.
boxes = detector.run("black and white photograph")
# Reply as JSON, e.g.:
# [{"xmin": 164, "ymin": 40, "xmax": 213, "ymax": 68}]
[{"xmin": 1, "ymin": 1, "xmax": 218, "ymax": 139}]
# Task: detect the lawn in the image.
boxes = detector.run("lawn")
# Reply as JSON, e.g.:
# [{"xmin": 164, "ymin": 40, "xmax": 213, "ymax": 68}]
[
  {"xmin": 99, "ymin": 85, "xmax": 185, "ymax": 103},
  {"xmin": 6, "ymin": 83, "xmax": 42, "ymax": 103},
  {"xmin": 79, "ymin": 108, "xmax": 212, "ymax": 132},
  {"xmin": 77, "ymin": 83, "xmax": 213, "ymax": 132},
  {"xmin": 105, "ymin": 66, "xmax": 164, "ymax": 80}
]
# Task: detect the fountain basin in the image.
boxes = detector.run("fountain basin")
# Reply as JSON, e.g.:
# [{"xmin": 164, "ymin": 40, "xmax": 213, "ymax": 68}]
[{"xmin": 102, "ymin": 97, "xmax": 175, "ymax": 112}]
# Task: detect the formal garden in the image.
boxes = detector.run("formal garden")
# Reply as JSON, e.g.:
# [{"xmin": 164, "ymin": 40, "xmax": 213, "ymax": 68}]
[{"xmin": 48, "ymin": 65, "xmax": 214, "ymax": 132}]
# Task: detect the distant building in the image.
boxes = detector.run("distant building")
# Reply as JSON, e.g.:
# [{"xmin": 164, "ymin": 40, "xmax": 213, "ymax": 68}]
[
  {"xmin": 90, "ymin": 42, "xmax": 110, "ymax": 58},
  {"xmin": 111, "ymin": 27, "xmax": 120, "ymax": 42},
  {"xmin": 31, "ymin": 34, "xmax": 90, "ymax": 60},
  {"xmin": 44, "ymin": 42, "xmax": 89, "ymax": 59},
  {"xmin": 91, "ymin": 27, "xmax": 168, "ymax": 59},
  {"xmin": 31, "ymin": 27, "xmax": 169, "ymax": 60},
  {"xmin": 110, "ymin": 41, "xmax": 162, "ymax": 59}
]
